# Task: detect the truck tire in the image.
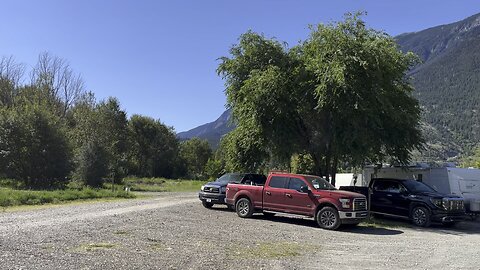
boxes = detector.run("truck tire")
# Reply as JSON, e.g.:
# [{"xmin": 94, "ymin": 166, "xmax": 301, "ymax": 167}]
[
  {"xmin": 411, "ymin": 206, "xmax": 431, "ymax": 227},
  {"xmin": 202, "ymin": 201, "xmax": 213, "ymax": 209},
  {"xmin": 316, "ymin": 206, "xmax": 341, "ymax": 230},
  {"xmin": 236, "ymin": 198, "xmax": 254, "ymax": 218}
]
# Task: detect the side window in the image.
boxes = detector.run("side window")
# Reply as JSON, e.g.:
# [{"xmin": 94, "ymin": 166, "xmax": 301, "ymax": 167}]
[
  {"xmin": 375, "ymin": 181, "xmax": 401, "ymax": 193},
  {"xmin": 386, "ymin": 182, "xmax": 401, "ymax": 193},
  {"xmin": 288, "ymin": 178, "xmax": 306, "ymax": 191},
  {"xmin": 268, "ymin": 176, "xmax": 288, "ymax": 189},
  {"xmin": 373, "ymin": 181, "xmax": 387, "ymax": 191},
  {"xmin": 251, "ymin": 174, "xmax": 266, "ymax": 186},
  {"xmin": 242, "ymin": 175, "xmax": 252, "ymax": 185}
]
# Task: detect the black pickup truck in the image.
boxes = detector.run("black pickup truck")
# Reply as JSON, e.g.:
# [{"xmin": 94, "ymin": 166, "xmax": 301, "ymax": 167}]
[{"xmin": 341, "ymin": 178, "xmax": 466, "ymax": 227}]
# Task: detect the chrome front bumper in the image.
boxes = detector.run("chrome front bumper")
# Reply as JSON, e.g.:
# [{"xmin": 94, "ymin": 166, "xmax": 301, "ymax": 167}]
[{"xmin": 339, "ymin": 211, "xmax": 369, "ymax": 219}]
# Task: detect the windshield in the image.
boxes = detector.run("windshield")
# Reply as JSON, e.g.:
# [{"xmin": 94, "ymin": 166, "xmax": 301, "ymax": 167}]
[
  {"xmin": 216, "ymin": 173, "xmax": 244, "ymax": 184},
  {"xmin": 403, "ymin": 180, "xmax": 436, "ymax": 193},
  {"xmin": 305, "ymin": 176, "xmax": 336, "ymax": 190}
]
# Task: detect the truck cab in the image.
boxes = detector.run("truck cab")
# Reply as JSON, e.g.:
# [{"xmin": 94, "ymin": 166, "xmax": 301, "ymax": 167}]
[{"xmin": 226, "ymin": 172, "xmax": 368, "ymax": 230}]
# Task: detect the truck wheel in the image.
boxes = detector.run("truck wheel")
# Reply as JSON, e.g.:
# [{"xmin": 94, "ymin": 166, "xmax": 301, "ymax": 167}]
[
  {"xmin": 236, "ymin": 198, "xmax": 254, "ymax": 218},
  {"xmin": 411, "ymin": 206, "xmax": 431, "ymax": 227},
  {"xmin": 202, "ymin": 201, "xmax": 213, "ymax": 209},
  {"xmin": 316, "ymin": 206, "xmax": 341, "ymax": 230}
]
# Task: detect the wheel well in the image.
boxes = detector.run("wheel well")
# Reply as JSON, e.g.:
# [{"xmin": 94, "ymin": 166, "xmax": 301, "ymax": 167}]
[
  {"xmin": 315, "ymin": 202, "xmax": 338, "ymax": 214},
  {"xmin": 235, "ymin": 195, "xmax": 250, "ymax": 206},
  {"xmin": 409, "ymin": 202, "xmax": 431, "ymax": 216}
]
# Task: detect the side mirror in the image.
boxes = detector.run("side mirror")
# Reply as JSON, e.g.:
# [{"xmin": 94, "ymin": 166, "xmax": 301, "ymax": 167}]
[{"xmin": 300, "ymin": 185, "xmax": 309, "ymax": 193}]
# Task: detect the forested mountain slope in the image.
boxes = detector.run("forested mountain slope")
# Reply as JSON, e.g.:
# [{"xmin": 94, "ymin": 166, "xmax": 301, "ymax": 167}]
[{"xmin": 397, "ymin": 13, "xmax": 480, "ymax": 160}]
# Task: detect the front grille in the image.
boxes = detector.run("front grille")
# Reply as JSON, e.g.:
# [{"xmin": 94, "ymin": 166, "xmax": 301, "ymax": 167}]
[
  {"xmin": 353, "ymin": 198, "xmax": 367, "ymax": 211},
  {"xmin": 444, "ymin": 199, "xmax": 464, "ymax": 212},
  {"xmin": 203, "ymin": 186, "xmax": 220, "ymax": 193}
]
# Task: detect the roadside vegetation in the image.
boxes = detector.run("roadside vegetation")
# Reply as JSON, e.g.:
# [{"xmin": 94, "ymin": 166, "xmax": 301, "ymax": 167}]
[
  {"xmin": 123, "ymin": 177, "xmax": 206, "ymax": 192},
  {"xmin": 0, "ymin": 52, "xmax": 218, "ymax": 208},
  {"xmin": 0, "ymin": 187, "xmax": 134, "ymax": 207}
]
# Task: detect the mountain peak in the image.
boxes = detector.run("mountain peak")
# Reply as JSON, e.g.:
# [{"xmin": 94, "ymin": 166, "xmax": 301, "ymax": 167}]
[{"xmin": 177, "ymin": 109, "xmax": 234, "ymax": 148}]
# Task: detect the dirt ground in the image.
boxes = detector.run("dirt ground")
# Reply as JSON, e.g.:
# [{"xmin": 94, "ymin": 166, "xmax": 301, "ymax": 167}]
[{"xmin": 0, "ymin": 192, "xmax": 479, "ymax": 270}]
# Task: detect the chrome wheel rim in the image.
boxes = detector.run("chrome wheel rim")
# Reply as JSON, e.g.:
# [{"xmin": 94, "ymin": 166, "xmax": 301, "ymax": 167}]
[
  {"xmin": 238, "ymin": 201, "xmax": 249, "ymax": 216},
  {"xmin": 320, "ymin": 210, "xmax": 336, "ymax": 228},
  {"xmin": 413, "ymin": 208, "xmax": 427, "ymax": 225}
]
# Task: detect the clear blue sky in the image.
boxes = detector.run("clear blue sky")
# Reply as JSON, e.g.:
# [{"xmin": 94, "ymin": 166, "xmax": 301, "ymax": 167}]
[{"xmin": 1, "ymin": 0, "xmax": 479, "ymax": 132}]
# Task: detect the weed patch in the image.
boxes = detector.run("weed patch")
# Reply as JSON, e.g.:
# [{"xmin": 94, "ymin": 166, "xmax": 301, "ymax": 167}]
[{"xmin": 228, "ymin": 241, "xmax": 319, "ymax": 259}]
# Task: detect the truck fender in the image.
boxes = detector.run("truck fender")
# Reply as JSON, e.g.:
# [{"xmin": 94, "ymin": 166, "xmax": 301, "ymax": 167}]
[
  {"xmin": 409, "ymin": 202, "xmax": 430, "ymax": 217},
  {"xmin": 234, "ymin": 190, "xmax": 252, "ymax": 205},
  {"xmin": 315, "ymin": 198, "xmax": 339, "ymax": 214}
]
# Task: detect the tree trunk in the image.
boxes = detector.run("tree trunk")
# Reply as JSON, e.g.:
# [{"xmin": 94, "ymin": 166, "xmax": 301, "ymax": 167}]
[
  {"xmin": 331, "ymin": 155, "xmax": 338, "ymax": 187},
  {"xmin": 310, "ymin": 152, "xmax": 323, "ymax": 177}
]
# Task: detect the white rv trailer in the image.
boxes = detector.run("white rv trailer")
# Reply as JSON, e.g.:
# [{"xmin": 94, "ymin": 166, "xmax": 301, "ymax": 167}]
[{"xmin": 360, "ymin": 166, "xmax": 480, "ymax": 214}]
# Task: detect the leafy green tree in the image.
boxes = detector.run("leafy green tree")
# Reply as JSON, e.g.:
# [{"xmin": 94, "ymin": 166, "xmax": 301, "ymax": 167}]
[
  {"xmin": 217, "ymin": 13, "xmax": 424, "ymax": 185},
  {"xmin": 96, "ymin": 98, "xmax": 129, "ymax": 182},
  {"xmin": 127, "ymin": 115, "xmax": 179, "ymax": 178},
  {"xmin": 68, "ymin": 96, "xmax": 128, "ymax": 184},
  {"xmin": 220, "ymin": 124, "xmax": 268, "ymax": 173},
  {"xmin": 291, "ymin": 153, "xmax": 315, "ymax": 175},
  {"xmin": 461, "ymin": 147, "xmax": 480, "ymax": 168},
  {"xmin": 204, "ymin": 158, "xmax": 225, "ymax": 180},
  {"xmin": 179, "ymin": 138, "xmax": 212, "ymax": 179},
  {"xmin": 0, "ymin": 101, "xmax": 71, "ymax": 188},
  {"xmin": 73, "ymin": 139, "xmax": 108, "ymax": 187}
]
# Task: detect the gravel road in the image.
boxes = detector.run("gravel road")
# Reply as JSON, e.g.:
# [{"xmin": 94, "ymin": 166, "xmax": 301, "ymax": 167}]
[{"xmin": 1, "ymin": 192, "xmax": 479, "ymax": 270}]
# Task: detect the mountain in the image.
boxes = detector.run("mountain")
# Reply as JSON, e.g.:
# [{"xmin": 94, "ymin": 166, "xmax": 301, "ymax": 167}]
[
  {"xmin": 180, "ymin": 13, "xmax": 480, "ymax": 160},
  {"xmin": 177, "ymin": 109, "xmax": 234, "ymax": 148},
  {"xmin": 396, "ymin": 13, "xmax": 480, "ymax": 160}
]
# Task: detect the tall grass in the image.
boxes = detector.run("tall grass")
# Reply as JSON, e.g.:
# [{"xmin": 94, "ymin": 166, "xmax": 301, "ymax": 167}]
[
  {"xmin": 123, "ymin": 177, "xmax": 206, "ymax": 192},
  {"xmin": 0, "ymin": 187, "xmax": 135, "ymax": 207}
]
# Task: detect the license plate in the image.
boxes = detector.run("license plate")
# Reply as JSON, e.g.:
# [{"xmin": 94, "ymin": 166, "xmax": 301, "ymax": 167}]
[{"xmin": 206, "ymin": 199, "xmax": 212, "ymax": 203}]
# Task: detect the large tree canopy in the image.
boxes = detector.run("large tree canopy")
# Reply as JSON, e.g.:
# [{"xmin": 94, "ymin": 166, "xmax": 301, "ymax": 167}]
[{"xmin": 217, "ymin": 13, "xmax": 424, "ymax": 184}]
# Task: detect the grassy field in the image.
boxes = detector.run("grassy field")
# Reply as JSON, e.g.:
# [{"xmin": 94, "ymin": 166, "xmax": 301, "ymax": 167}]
[
  {"xmin": 0, "ymin": 187, "xmax": 135, "ymax": 207},
  {"xmin": 0, "ymin": 177, "xmax": 206, "ymax": 208},
  {"xmin": 123, "ymin": 177, "xmax": 206, "ymax": 192}
]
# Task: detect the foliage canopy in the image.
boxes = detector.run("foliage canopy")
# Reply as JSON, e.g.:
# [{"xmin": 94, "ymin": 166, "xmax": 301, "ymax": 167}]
[{"xmin": 217, "ymin": 13, "xmax": 424, "ymax": 183}]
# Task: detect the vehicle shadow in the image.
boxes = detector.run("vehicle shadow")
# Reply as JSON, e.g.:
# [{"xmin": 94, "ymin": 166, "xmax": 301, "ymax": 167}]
[
  {"xmin": 370, "ymin": 215, "xmax": 480, "ymax": 235},
  {"xmin": 208, "ymin": 205, "xmax": 235, "ymax": 212},
  {"xmin": 251, "ymin": 214, "xmax": 404, "ymax": 236}
]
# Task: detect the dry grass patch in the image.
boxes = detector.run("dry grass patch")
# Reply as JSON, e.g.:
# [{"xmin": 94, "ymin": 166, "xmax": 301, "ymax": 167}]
[
  {"xmin": 228, "ymin": 241, "xmax": 319, "ymax": 259},
  {"xmin": 77, "ymin": 243, "xmax": 117, "ymax": 252}
]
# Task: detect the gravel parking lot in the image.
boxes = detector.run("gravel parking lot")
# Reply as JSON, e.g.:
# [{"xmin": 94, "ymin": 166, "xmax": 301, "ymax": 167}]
[{"xmin": 0, "ymin": 192, "xmax": 479, "ymax": 270}]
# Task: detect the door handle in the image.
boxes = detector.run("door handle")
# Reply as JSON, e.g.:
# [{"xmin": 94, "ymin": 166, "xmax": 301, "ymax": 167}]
[
  {"xmin": 386, "ymin": 194, "xmax": 392, "ymax": 197},
  {"xmin": 286, "ymin": 193, "xmax": 292, "ymax": 198},
  {"xmin": 266, "ymin": 191, "xmax": 271, "ymax": 195}
]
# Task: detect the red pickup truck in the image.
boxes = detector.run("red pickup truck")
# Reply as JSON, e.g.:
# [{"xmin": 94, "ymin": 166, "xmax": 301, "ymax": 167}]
[{"xmin": 226, "ymin": 172, "xmax": 368, "ymax": 230}]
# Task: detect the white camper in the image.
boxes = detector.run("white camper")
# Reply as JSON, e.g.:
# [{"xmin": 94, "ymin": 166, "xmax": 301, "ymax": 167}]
[{"xmin": 361, "ymin": 166, "xmax": 480, "ymax": 215}]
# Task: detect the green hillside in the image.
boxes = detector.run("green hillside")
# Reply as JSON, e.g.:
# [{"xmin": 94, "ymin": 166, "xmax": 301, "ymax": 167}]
[{"xmin": 397, "ymin": 13, "xmax": 480, "ymax": 160}]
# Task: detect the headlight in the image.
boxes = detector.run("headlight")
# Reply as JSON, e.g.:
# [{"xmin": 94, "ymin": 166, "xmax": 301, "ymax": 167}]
[
  {"xmin": 339, "ymin": 198, "xmax": 351, "ymax": 209},
  {"xmin": 200, "ymin": 185, "xmax": 204, "ymax": 191},
  {"xmin": 431, "ymin": 198, "xmax": 446, "ymax": 210},
  {"xmin": 221, "ymin": 186, "xmax": 227, "ymax": 193}
]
